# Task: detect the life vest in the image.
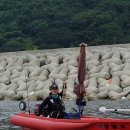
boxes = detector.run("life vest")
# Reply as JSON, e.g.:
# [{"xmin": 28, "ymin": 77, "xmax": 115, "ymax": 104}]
[
  {"xmin": 43, "ymin": 94, "xmax": 65, "ymax": 118},
  {"xmin": 48, "ymin": 94, "xmax": 64, "ymax": 111}
]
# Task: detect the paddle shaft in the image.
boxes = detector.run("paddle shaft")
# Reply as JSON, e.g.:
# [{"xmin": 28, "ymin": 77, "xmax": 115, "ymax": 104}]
[
  {"xmin": 105, "ymin": 108, "xmax": 130, "ymax": 112},
  {"xmin": 99, "ymin": 107, "xmax": 130, "ymax": 113}
]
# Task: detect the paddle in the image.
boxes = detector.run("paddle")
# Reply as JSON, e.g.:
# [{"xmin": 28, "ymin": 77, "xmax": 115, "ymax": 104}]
[
  {"xmin": 62, "ymin": 81, "xmax": 67, "ymax": 100},
  {"xmin": 99, "ymin": 107, "xmax": 130, "ymax": 113}
]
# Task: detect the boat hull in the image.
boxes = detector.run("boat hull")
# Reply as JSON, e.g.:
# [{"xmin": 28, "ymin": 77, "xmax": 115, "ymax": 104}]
[{"xmin": 10, "ymin": 113, "xmax": 130, "ymax": 130}]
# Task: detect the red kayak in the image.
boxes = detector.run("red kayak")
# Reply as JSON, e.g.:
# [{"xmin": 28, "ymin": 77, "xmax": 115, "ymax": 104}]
[
  {"xmin": 10, "ymin": 112, "xmax": 130, "ymax": 130},
  {"xmin": 10, "ymin": 44, "xmax": 130, "ymax": 130}
]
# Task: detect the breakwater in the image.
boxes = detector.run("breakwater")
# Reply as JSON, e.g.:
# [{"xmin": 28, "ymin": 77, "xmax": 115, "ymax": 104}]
[{"xmin": 0, "ymin": 44, "xmax": 130, "ymax": 101}]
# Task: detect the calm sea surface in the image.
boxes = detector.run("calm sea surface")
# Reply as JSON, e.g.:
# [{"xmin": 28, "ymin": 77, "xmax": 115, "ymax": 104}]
[{"xmin": 0, "ymin": 99, "xmax": 130, "ymax": 130}]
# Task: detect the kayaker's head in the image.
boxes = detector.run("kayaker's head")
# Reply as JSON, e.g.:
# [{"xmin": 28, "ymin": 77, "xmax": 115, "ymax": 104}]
[{"xmin": 49, "ymin": 83, "xmax": 59, "ymax": 96}]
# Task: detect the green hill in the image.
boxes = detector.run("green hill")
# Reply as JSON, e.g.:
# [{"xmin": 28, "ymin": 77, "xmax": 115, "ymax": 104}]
[{"xmin": 0, "ymin": 0, "xmax": 130, "ymax": 52}]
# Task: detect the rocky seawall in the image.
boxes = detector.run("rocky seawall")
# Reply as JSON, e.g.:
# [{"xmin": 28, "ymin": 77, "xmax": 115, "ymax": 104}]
[{"xmin": 0, "ymin": 44, "xmax": 130, "ymax": 101}]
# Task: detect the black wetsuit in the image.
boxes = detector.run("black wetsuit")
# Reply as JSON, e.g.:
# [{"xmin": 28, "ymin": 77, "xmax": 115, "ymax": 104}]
[{"xmin": 39, "ymin": 93, "xmax": 65, "ymax": 118}]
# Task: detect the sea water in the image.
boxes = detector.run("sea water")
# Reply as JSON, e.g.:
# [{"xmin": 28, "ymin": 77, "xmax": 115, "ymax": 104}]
[{"xmin": 0, "ymin": 100, "xmax": 130, "ymax": 130}]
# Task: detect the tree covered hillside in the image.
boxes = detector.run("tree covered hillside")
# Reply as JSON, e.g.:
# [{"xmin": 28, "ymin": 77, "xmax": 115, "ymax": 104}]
[{"xmin": 0, "ymin": 0, "xmax": 130, "ymax": 52}]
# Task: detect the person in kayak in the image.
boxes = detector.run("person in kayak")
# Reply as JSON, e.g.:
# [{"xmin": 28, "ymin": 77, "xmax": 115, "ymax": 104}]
[{"xmin": 39, "ymin": 82, "xmax": 66, "ymax": 118}]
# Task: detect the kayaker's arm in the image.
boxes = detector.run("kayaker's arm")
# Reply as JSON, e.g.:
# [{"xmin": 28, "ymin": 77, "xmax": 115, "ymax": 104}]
[{"xmin": 60, "ymin": 82, "xmax": 67, "ymax": 99}]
